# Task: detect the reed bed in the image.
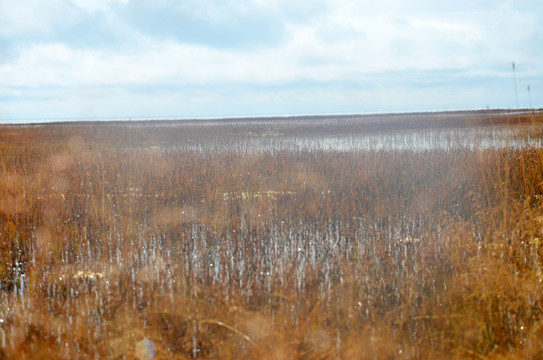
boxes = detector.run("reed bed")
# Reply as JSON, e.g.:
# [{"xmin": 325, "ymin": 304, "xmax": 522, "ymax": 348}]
[{"xmin": 0, "ymin": 112, "xmax": 543, "ymax": 359}]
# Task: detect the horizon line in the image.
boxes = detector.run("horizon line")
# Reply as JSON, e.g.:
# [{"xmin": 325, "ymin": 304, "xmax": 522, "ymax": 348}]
[{"xmin": 1, "ymin": 107, "xmax": 541, "ymax": 126}]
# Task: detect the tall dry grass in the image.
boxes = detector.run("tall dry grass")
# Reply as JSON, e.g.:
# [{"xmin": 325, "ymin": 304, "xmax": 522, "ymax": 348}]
[{"xmin": 0, "ymin": 112, "xmax": 542, "ymax": 359}]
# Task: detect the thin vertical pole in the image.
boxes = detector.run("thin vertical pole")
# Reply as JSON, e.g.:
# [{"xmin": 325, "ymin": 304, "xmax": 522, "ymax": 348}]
[
  {"xmin": 512, "ymin": 62, "xmax": 519, "ymax": 109},
  {"xmin": 527, "ymin": 85, "xmax": 532, "ymax": 109}
]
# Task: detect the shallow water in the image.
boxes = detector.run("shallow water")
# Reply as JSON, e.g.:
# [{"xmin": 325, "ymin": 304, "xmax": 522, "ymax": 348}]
[{"xmin": 175, "ymin": 124, "xmax": 543, "ymax": 153}]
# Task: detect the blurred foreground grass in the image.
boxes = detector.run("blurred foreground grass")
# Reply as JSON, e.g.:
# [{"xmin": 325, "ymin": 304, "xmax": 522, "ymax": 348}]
[{"xmin": 1, "ymin": 112, "xmax": 543, "ymax": 359}]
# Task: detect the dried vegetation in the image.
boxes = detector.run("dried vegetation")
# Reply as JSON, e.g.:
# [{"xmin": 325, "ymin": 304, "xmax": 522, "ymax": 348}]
[{"xmin": 0, "ymin": 111, "xmax": 543, "ymax": 359}]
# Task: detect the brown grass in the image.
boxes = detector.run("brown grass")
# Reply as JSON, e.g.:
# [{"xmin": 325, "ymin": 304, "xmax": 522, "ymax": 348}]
[{"xmin": 0, "ymin": 112, "xmax": 542, "ymax": 359}]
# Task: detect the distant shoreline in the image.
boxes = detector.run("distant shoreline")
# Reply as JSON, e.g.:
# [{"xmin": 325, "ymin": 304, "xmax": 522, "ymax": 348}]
[{"xmin": 1, "ymin": 108, "xmax": 542, "ymax": 128}]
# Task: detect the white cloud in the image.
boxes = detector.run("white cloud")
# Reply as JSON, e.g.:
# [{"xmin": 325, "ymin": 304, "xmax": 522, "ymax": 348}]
[
  {"xmin": 2, "ymin": 2, "xmax": 541, "ymax": 87},
  {"xmin": 0, "ymin": 2, "xmax": 59, "ymax": 37},
  {"xmin": 1, "ymin": 0, "xmax": 542, "ymax": 121},
  {"xmin": 69, "ymin": 0, "xmax": 128, "ymax": 13}
]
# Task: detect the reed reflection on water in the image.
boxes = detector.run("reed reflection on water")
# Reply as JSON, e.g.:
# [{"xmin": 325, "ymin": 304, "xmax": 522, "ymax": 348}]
[{"xmin": 176, "ymin": 124, "xmax": 543, "ymax": 153}]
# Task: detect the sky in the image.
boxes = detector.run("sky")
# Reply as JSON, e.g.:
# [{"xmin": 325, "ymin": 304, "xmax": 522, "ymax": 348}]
[{"xmin": 0, "ymin": 0, "xmax": 542, "ymax": 123}]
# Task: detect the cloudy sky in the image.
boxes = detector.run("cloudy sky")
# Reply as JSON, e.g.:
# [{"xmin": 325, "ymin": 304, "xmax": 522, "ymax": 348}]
[{"xmin": 0, "ymin": 0, "xmax": 542, "ymax": 122}]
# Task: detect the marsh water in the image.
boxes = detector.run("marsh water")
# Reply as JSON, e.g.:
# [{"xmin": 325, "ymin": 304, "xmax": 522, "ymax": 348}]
[{"xmin": 168, "ymin": 123, "xmax": 543, "ymax": 153}]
